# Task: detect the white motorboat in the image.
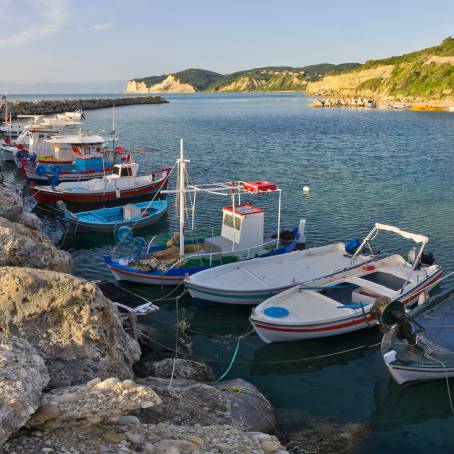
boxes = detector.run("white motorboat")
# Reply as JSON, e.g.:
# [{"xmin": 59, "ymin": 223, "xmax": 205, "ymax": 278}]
[
  {"xmin": 185, "ymin": 242, "xmax": 372, "ymax": 305},
  {"xmin": 250, "ymin": 224, "xmax": 442, "ymax": 342},
  {"xmin": 381, "ymin": 294, "xmax": 454, "ymax": 385}
]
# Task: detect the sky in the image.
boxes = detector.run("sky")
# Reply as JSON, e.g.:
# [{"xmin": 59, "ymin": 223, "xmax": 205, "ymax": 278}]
[{"xmin": 0, "ymin": 0, "xmax": 453, "ymax": 86}]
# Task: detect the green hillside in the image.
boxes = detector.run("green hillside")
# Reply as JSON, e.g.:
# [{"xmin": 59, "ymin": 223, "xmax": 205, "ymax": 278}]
[
  {"xmin": 127, "ymin": 63, "xmax": 360, "ymax": 93},
  {"xmin": 132, "ymin": 68, "xmax": 223, "ymax": 91},
  {"xmin": 308, "ymin": 37, "xmax": 454, "ymax": 100}
]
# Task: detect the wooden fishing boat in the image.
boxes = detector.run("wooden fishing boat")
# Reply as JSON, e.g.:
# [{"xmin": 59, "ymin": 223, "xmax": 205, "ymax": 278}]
[
  {"xmin": 31, "ymin": 159, "xmax": 171, "ymax": 204},
  {"xmin": 58, "ymin": 199, "xmax": 169, "ymax": 234},
  {"xmin": 250, "ymin": 224, "xmax": 442, "ymax": 342},
  {"xmin": 381, "ymin": 293, "xmax": 454, "ymax": 385},
  {"xmin": 104, "ymin": 139, "xmax": 303, "ymax": 286}
]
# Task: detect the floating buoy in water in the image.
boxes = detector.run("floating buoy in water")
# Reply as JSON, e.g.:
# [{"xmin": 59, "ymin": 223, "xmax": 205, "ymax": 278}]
[{"xmin": 302, "ymin": 186, "xmax": 310, "ymax": 194}]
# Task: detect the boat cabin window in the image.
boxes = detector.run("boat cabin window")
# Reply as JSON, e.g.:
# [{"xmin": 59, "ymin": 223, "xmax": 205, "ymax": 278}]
[
  {"xmin": 114, "ymin": 166, "xmax": 132, "ymax": 177},
  {"xmin": 223, "ymin": 213, "xmax": 241, "ymax": 230},
  {"xmin": 361, "ymin": 272, "xmax": 406, "ymax": 291}
]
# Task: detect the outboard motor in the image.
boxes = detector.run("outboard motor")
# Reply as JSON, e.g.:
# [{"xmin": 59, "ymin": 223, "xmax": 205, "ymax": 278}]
[
  {"xmin": 370, "ymin": 296, "xmax": 424, "ymax": 345},
  {"xmin": 421, "ymin": 251, "xmax": 435, "ymax": 266},
  {"xmin": 408, "ymin": 248, "xmax": 435, "ymax": 268}
]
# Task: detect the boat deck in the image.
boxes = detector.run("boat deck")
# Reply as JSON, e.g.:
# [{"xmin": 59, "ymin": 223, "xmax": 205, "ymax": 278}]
[{"xmin": 189, "ymin": 243, "xmax": 368, "ymax": 291}]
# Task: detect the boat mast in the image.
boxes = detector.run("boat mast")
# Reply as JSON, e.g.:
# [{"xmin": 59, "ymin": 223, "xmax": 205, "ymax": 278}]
[
  {"xmin": 4, "ymin": 91, "xmax": 7, "ymax": 125},
  {"xmin": 178, "ymin": 138, "xmax": 186, "ymax": 257}
]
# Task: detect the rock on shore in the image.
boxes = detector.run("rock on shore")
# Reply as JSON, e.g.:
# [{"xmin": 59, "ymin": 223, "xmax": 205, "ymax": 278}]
[
  {"xmin": 0, "ymin": 267, "xmax": 141, "ymax": 387},
  {"xmin": 0, "ymin": 335, "xmax": 49, "ymax": 445},
  {"xmin": 0, "ymin": 217, "xmax": 72, "ymax": 272},
  {"xmin": 29, "ymin": 377, "xmax": 161, "ymax": 429},
  {"xmin": 136, "ymin": 376, "xmax": 277, "ymax": 434}
]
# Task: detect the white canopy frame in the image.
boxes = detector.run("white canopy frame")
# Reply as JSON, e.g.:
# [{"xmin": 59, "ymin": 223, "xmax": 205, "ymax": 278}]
[{"xmin": 352, "ymin": 223, "xmax": 430, "ymax": 293}]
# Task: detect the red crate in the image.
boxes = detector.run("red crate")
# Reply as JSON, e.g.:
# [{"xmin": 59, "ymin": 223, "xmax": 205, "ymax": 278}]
[{"xmin": 243, "ymin": 180, "xmax": 277, "ymax": 193}]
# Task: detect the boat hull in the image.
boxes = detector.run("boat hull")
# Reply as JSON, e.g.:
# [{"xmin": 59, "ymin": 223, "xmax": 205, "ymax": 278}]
[
  {"xmin": 383, "ymin": 351, "xmax": 454, "ymax": 385},
  {"xmin": 105, "ymin": 241, "xmax": 297, "ymax": 287},
  {"xmin": 251, "ymin": 269, "xmax": 443, "ymax": 343},
  {"xmin": 22, "ymin": 165, "xmax": 113, "ymax": 181},
  {"xmin": 105, "ymin": 257, "xmax": 209, "ymax": 286},
  {"xmin": 32, "ymin": 175, "xmax": 170, "ymax": 204},
  {"xmin": 67, "ymin": 208, "xmax": 167, "ymax": 234}
]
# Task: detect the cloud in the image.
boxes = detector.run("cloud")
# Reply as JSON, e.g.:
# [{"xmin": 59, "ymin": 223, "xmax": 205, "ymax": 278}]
[
  {"xmin": 88, "ymin": 21, "xmax": 114, "ymax": 32},
  {"xmin": 0, "ymin": 0, "xmax": 68, "ymax": 46}
]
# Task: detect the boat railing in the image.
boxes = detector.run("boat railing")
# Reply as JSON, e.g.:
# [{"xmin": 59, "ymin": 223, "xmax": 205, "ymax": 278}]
[{"xmin": 166, "ymin": 238, "xmax": 280, "ymax": 271}]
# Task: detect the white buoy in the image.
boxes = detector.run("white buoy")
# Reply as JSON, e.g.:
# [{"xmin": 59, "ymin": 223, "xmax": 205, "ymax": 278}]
[{"xmin": 303, "ymin": 186, "xmax": 310, "ymax": 194}]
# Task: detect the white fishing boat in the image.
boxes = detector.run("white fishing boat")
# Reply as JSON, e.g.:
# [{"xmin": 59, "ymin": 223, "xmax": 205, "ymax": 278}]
[
  {"xmin": 32, "ymin": 157, "xmax": 171, "ymax": 204},
  {"xmin": 185, "ymin": 242, "xmax": 372, "ymax": 305},
  {"xmin": 250, "ymin": 224, "xmax": 442, "ymax": 342},
  {"xmin": 381, "ymin": 294, "xmax": 454, "ymax": 385}
]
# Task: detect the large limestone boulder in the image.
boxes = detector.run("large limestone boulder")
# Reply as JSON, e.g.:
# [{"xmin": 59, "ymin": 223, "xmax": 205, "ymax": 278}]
[
  {"xmin": 0, "ymin": 335, "xmax": 49, "ymax": 446},
  {"xmin": 136, "ymin": 376, "xmax": 277, "ymax": 434},
  {"xmin": 0, "ymin": 217, "xmax": 72, "ymax": 272},
  {"xmin": 0, "ymin": 267, "xmax": 141, "ymax": 387},
  {"xmin": 0, "ymin": 183, "xmax": 23, "ymax": 223},
  {"xmin": 28, "ymin": 377, "xmax": 161, "ymax": 429}
]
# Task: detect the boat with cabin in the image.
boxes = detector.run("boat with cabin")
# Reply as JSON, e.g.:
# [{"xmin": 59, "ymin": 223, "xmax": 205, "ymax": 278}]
[
  {"xmin": 104, "ymin": 139, "xmax": 303, "ymax": 285},
  {"xmin": 250, "ymin": 224, "xmax": 442, "ymax": 342},
  {"xmin": 21, "ymin": 133, "xmax": 114, "ymax": 181}
]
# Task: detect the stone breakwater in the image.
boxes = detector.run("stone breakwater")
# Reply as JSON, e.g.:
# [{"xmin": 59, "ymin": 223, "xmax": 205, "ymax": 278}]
[
  {"xmin": 312, "ymin": 97, "xmax": 377, "ymax": 108},
  {"xmin": 5, "ymin": 95, "xmax": 168, "ymax": 117}
]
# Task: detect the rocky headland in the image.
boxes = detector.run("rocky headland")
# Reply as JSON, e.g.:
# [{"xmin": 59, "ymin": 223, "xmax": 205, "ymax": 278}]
[{"xmin": 0, "ymin": 176, "xmax": 368, "ymax": 453}]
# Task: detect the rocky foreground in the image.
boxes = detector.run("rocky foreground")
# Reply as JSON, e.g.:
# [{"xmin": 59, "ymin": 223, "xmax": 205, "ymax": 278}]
[
  {"xmin": 5, "ymin": 96, "xmax": 168, "ymax": 118},
  {"xmin": 0, "ymin": 178, "xmax": 367, "ymax": 453}
]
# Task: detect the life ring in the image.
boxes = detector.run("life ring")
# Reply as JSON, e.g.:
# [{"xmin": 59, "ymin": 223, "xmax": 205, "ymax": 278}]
[{"xmin": 362, "ymin": 265, "xmax": 375, "ymax": 272}]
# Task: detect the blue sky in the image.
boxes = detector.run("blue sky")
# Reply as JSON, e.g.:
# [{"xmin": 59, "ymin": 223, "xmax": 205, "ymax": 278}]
[{"xmin": 0, "ymin": 0, "xmax": 453, "ymax": 83}]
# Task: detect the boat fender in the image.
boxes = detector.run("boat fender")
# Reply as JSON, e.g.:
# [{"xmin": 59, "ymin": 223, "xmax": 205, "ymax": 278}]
[
  {"xmin": 116, "ymin": 226, "xmax": 134, "ymax": 243},
  {"xmin": 345, "ymin": 239, "xmax": 362, "ymax": 255},
  {"xmin": 36, "ymin": 165, "xmax": 46, "ymax": 176},
  {"xmin": 29, "ymin": 153, "xmax": 37, "ymax": 164},
  {"xmin": 264, "ymin": 306, "xmax": 289, "ymax": 318},
  {"xmin": 16, "ymin": 150, "xmax": 26, "ymax": 159},
  {"xmin": 49, "ymin": 175, "xmax": 59, "ymax": 189},
  {"xmin": 133, "ymin": 237, "xmax": 145, "ymax": 257}
]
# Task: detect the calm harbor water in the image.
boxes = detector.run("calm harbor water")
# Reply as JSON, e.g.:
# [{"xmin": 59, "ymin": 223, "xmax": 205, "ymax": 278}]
[{"xmin": 4, "ymin": 93, "xmax": 454, "ymax": 453}]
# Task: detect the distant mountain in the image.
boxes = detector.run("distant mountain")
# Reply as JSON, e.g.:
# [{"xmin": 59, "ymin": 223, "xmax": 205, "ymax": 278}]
[
  {"xmin": 0, "ymin": 80, "xmax": 126, "ymax": 94},
  {"xmin": 125, "ymin": 64, "xmax": 359, "ymax": 94},
  {"xmin": 306, "ymin": 37, "xmax": 454, "ymax": 101}
]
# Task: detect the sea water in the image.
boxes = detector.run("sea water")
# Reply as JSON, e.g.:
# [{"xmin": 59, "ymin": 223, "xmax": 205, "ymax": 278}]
[{"xmin": 4, "ymin": 92, "xmax": 454, "ymax": 453}]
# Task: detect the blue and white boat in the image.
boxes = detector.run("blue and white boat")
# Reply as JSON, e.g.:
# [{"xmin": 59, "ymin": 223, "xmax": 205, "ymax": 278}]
[
  {"xmin": 58, "ymin": 199, "xmax": 169, "ymax": 234},
  {"xmin": 104, "ymin": 139, "xmax": 304, "ymax": 285}
]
